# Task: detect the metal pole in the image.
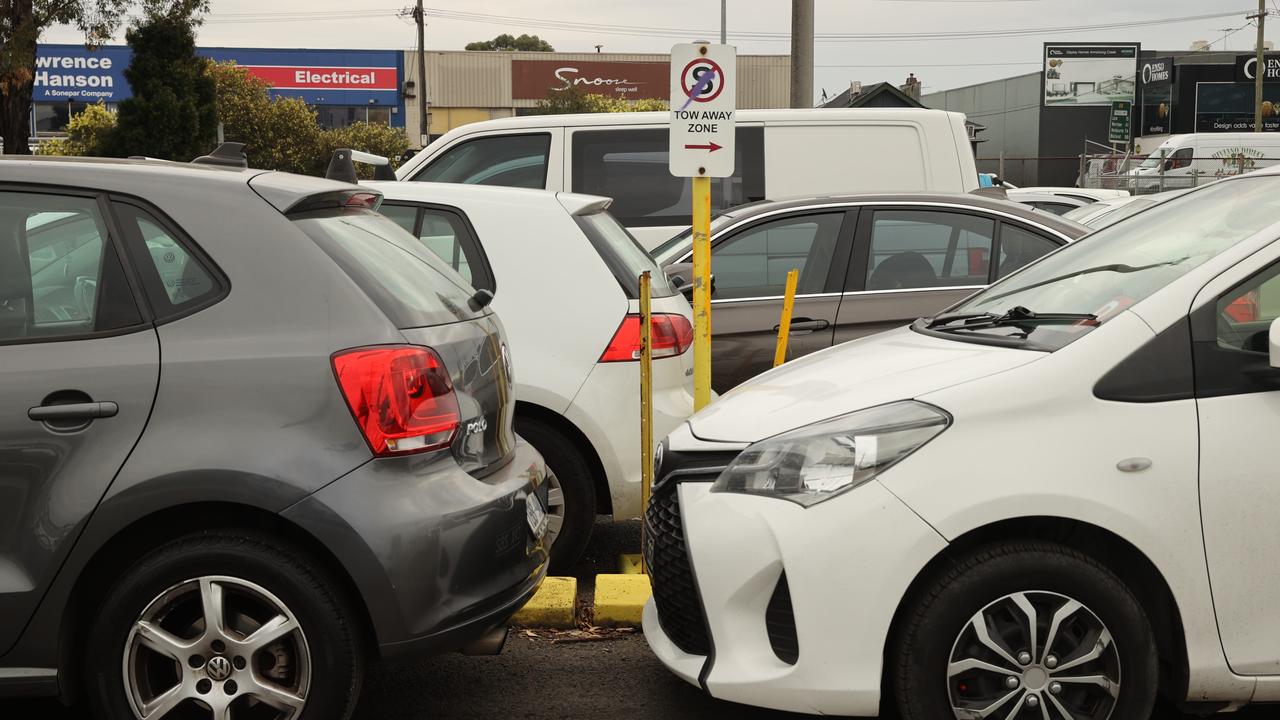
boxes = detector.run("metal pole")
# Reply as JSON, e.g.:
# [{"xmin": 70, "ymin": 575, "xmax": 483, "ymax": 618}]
[
  {"xmin": 773, "ymin": 269, "xmax": 799, "ymax": 368},
  {"xmin": 720, "ymin": 0, "xmax": 727, "ymax": 44},
  {"xmin": 692, "ymin": 175, "xmax": 713, "ymax": 411},
  {"xmin": 789, "ymin": 0, "xmax": 814, "ymax": 108},
  {"xmin": 1254, "ymin": 0, "xmax": 1267, "ymax": 133},
  {"xmin": 416, "ymin": 0, "xmax": 429, "ymax": 146},
  {"xmin": 638, "ymin": 270, "xmax": 654, "ymax": 575}
]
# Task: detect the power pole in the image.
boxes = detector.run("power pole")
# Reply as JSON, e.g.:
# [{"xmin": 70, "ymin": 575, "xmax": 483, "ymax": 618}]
[
  {"xmin": 1253, "ymin": 0, "xmax": 1266, "ymax": 132},
  {"xmin": 415, "ymin": 0, "xmax": 429, "ymax": 146},
  {"xmin": 789, "ymin": 0, "xmax": 814, "ymax": 108},
  {"xmin": 720, "ymin": 0, "xmax": 727, "ymax": 44}
]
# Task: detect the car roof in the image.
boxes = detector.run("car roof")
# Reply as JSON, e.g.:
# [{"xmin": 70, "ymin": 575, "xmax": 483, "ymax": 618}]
[
  {"xmin": 424, "ymin": 107, "xmax": 965, "ymax": 132},
  {"xmin": 716, "ymin": 192, "xmax": 1091, "ymax": 238}
]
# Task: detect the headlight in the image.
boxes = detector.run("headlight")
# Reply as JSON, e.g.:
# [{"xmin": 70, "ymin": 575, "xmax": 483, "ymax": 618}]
[{"xmin": 710, "ymin": 401, "xmax": 950, "ymax": 507}]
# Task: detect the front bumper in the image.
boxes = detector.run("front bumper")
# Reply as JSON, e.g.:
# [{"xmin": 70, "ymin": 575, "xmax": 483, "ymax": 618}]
[
  {"xmin": 643, "ymin": 479, "xmax": 946, "ymax": 716},
  {"xmin": 282, "ymin": 437, "xmax": 549, "ymax": 659}
]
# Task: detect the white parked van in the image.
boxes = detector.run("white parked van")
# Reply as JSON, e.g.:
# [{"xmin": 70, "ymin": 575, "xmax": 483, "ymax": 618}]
[
  {"xmin": 1132, "ymin": 132, "xmax": 1280, "ymax": 192},
  {"xmin": 395, "ymin": 109, "xmax": 980, "ymax": 249}
]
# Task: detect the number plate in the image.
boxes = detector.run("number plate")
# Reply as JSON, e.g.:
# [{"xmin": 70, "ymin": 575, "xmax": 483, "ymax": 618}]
[{"xmin": 526, "ymin": 490, "xmax": 548, "ymax": 540}]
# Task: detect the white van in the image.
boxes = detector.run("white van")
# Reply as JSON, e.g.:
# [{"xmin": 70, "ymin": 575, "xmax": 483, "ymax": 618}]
[
  {"xmin": 1133, "ymin": 132, "xmax": 1280, "ymax": 192},
  {"xmin": 395, "ymin": 109, "xmax": 980, "ymax": 249}
]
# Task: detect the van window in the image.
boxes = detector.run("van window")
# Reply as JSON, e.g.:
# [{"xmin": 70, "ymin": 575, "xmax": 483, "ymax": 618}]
[
  {"xmin": 571, "ymin": 127, "xmax": 764, "ymax": 227},
  {"xmin": 864, "ymin": 210, "xmax": 994, "ymax": 290},
  {"xmin": 1168, "ymin": 147, "xmax": 1193, "ymax": 170},
  {"xmin": 411, "ymin": 133, "xmax": 550, "ymax": 189}
]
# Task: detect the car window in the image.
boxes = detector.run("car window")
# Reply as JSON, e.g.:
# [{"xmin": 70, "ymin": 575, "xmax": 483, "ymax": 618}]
[
  {"xmin": 996, "ymin": 224, "xmax": 1060, "ymax": 279},
  {"xmin": 0, "ymin": 192, "xmax": 141, "ymax": 342},
  {"xmin": 571, "ymin": 127, "xmax": 764, "ymax": 227},
  {"xmin": 575, "ymin": 210, "xmax": 676, "ymax": 299},
  {"xmin": 379, "ymin": 203, "xmax": 494, "ymax": 292},
  {"xmin": 712, "ymin": 212, "xmax": 844, "ymax": 300},
  {"xmin": 114, "ymin": 203, "xmax": 220, "ymax": 317},
  {"xmin": 411, "ymin": 133, "xmax": 550, "ymax": 189},
  {"xmin": 1031, "ymin": 202, "xmax": 1076, "ymax": 216},
  {"xmin": 1216, "ymin": 264, "xmax": 1280, "ymax": 354},
  {"xmin": 378, "ymin": 203, "xmax": 418, "ymax": 234},
  {"xmin": 1169, "ymin": 147, "xmax": 1193, "ymax": 168},
  {"xmin": 865, "ymin": 210, "xmax": 994, "ymax": 291}
]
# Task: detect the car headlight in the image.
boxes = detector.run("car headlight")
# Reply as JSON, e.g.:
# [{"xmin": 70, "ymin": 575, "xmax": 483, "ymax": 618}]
[{"xmin": 710, "ymin": 401, "xmax": 950, "ymax": 507}]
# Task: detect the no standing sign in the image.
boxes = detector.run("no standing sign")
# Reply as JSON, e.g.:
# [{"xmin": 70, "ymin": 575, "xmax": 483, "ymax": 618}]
[{"xmin": 669, "ymin": 43, "xmax": 736, "ymax": 178}]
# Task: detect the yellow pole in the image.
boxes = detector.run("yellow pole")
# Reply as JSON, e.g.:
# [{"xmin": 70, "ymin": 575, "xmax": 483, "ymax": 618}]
[
  {"xmin": 638, "ymin": 270, "xmax": 654, "ymax": 575},
  {"xmin": 773, "ymin": 268, "xmax": 799, "ymax": 368},
  {"xmin": 691, "ymin": 175, "xmax": 713, "ymax": 410}
]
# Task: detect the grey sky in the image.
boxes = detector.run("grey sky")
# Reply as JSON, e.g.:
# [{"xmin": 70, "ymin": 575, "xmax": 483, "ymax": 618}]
[{"xmin": 42, "ymin": 1, "xmax": 1267, "ymax": 98}]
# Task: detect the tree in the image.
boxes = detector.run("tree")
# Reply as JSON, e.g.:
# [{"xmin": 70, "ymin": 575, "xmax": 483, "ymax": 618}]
[
  {"xmin": 531, "ymin": 85, "xmax": 667, "ymax": 115},
  {"xmin": 206, "ymin": 60, "xmax": 322, "ymax": 174},
  {"xmin": 318, "ymin": 122, "xmax": 410, "ymax": 179},
  {"xmin": 465, "ymin": 33, "xmax": 554, "ymax": 52},
  {"xmin": 0, "ymin": 0, "xmax": 132, "ymax": 154},
  {"xmin": 108, "ymin": 1, "xmax": 215, "ymax": 160},
  {"xmin": 38, "ymin": 100, "xmax": 114, "ymax": 155}
]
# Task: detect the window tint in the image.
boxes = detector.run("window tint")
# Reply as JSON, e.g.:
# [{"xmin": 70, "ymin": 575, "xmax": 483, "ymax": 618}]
[
  {"xmin": 114, "ymin": 203, "xmax": 219, "ymax": 317},
  {"xmin": 712, "ymin": 213, "xmax": 844, "ymax": 300},
  {"xmin": 866, "ymin": 210, "xmax": 994, "ymax": 291},
  {"xmin": 379, "ymin": 203, "xmax": 494, "ymax": 292},
  {"xmin": 412, "ymin": 133, "xmax": 550, "ymax": 189},
  {"xmin": 378, "ymin": 203, "xmax": 418, "ymax": 234},
  {"xmin": 575, "ymin": 211, "xmax": 676, "ymax": 298},
  {"xmin": 0, "ymin": 192, "xmax": 141, "ymax": 342},
  {"xmin": 571, "ymin": 127, "xmax": 764, "ymax": 227},
  {"xmin": 996, "ymin": 224, "xmax": 1060, "ymax": 279}
]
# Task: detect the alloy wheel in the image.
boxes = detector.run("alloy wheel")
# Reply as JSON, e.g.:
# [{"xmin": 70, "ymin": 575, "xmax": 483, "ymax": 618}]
[
  {"xmin": 544, "ymin": 472, "xmax": 565, "ymax": 547},
  {"xmin": 946, "ymin": 590, "xmax": 1121, "ymax": 720},
  {"xmin": 123, "ymin": 575, "xmax": 311, "ymax": 720}
]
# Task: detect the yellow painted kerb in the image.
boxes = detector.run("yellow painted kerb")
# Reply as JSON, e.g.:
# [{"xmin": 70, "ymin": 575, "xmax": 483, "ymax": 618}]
[
  {"xmin": 593, "ymin": 574, "xmax": 652, "ymax": 627},
  {"xmin": 510, "ymin": 576, "xmax": 577, "ymax": 629}
]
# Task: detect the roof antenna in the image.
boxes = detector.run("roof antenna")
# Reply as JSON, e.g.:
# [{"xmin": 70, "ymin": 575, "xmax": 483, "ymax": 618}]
[
  {"xmin": 325, "ymin": 149, "xmax": 396, "ymax": 183},
  {"xmin": 193, "ymin": 142, "xmax": 248, "ymax": 169}
]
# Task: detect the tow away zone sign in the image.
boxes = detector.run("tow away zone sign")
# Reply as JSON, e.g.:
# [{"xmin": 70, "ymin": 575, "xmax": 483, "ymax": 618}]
[{"xmin": 670, "ymin": 43, "xmax": 736, "ymax": 178}]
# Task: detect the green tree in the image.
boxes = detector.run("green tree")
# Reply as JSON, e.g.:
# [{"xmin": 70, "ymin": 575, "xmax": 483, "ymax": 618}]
[
  {"xmin": 0, "ymin": 0, "xmax": 133, "ymax": 154},
  {"xmin": 465, "ymin": 33, "xmax": 554, "ymax": 52},
  {"xmin": 108, "ymin": 1, "xmax": 215, "ymax": 160},
  {"xmin": 206, "ymin": 60, "xmax": 322, "ymax": 174},
  {"xmin": 318, "ymin": 122, "xmax": 410, "ymax": 178},
  {"xmin": 532, "ymin": 86, "xmax": 667, "ymax": 115},
  {"xmin": 38, "ymin": 100, "xmax": 115, "ymax": 155}
]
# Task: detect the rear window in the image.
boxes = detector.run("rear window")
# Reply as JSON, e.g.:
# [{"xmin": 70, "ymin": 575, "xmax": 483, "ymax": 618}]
[
  {"xmin": 575, "ymin": 211, "xmax": 677, "ymax": 299},
  {"xmin": 293, "ymin": 209, "xmax": 483, "ymax": 328}
]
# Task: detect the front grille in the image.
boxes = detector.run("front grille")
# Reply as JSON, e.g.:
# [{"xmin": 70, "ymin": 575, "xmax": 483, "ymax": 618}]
[
  {"xmin": 645, "ymin": 480, "xmax": 712, "ymax": 656},
  {"xmin": 766, "ymin": 573, "xmax": 799, "ymax": 664}
]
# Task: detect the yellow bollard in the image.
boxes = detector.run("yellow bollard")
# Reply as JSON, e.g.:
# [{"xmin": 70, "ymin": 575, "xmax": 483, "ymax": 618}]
[
  {"xmin": 691, "ymin": 175, "xmax": 713, "ymax": 411},
  {"xmin": 638, "ymin": 271, "xmax": 654, "ymax": 575},
  {"xmin": 774, "ymin": 268, "xmax": 799, "ymax": 368}
]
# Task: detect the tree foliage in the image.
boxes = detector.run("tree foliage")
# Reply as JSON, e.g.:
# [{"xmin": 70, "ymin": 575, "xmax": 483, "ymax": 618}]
[
  {"xmin": 38, "ymin": 100, "xmax": 116, "ymax": 155},
  {"xmin": 531, "ymin": 86, "xmax": 667, "ymax": 115},
  {"xmin": 465, "ymin": 33, "xmax": 554, "ymax": 52},
  {"xmin": 108, "ymin": 2, "xmax": 216, "ymax": 160}
]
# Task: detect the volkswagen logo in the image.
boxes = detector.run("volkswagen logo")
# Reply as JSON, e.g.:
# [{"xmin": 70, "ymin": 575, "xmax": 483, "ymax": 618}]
[{"xmin": 206, "ymin": 655, "xmax": 232, "ymax": 681}]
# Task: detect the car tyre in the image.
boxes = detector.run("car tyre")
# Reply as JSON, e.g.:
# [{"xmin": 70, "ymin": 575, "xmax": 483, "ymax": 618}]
[
  {"xmin": 515, "ymin": 415, "xmax": 596, "ymax": 573},
  {"xmin": 86, "ymin": 530, "xmax": 364, "ymax": 720},
  {"xmin": 892, "ymin": 541, "xmax": 1156, "ymax": 720}
]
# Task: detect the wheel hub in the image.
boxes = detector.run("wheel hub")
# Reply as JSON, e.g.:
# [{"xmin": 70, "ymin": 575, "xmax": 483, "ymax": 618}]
[{"xmin": 205, "ymin": 655, "xmax": 232, "ymax": 682}]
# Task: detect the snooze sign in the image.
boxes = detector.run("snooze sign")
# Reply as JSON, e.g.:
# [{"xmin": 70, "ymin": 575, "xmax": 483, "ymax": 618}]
[{"xmin": 512, "ymin": 59, "xmax": 668, "ymax": 100}]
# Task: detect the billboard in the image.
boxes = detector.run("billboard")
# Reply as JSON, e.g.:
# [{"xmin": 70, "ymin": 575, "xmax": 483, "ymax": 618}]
[
  {"xmin": 1195, "ymin": 81, "xmax": 1280, "ymax": 132},
  {"xmin": 1043, "ymin": 43, "xmax": 1139, "ymax": 107},
  {"xmin": 1139, "ymin": 57, "xmax": 1174, "ymax": 136},
  {"xmin": 33, "ymin": 45, "xmax": 134, "ymax": 102},
  {"xmin": 512, "ymin": 59, "xmax": 668, "ymax": 100}
]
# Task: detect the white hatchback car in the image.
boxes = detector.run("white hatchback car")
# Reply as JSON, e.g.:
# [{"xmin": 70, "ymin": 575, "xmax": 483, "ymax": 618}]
[
  {"xmin": 644, "ymin": 168, "xmax": 1280, "ymax": 717},
  {"xmin": 364, "ymin": 181, "xmax": 696, "ymax": 570}
]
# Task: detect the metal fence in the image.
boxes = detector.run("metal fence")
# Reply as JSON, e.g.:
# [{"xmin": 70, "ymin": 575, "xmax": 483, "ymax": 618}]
[{"xmin": 978, "ymin": 153, "xmax": 1268, "ymax": 195}]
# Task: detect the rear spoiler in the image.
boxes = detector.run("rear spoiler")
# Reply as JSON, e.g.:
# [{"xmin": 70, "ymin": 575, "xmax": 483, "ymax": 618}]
[{"xmin": 325, "ymin": 149, "xmax": 396, "ymax": 183}]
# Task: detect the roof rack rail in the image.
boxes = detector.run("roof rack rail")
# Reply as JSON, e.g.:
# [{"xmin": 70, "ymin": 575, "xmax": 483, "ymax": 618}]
[
  {"xmin": 325, "ymin": 149, "xmax": 396, "ymax": 184},
  {"xmin": 193, "ymin": 142, "xmax": 248, "ymax": 169}
]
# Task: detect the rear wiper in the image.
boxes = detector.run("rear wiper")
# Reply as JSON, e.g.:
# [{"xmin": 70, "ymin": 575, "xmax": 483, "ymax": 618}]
[{"xmin": 926, "ymin": 305, "xmax": 1097, "ymax": 333}]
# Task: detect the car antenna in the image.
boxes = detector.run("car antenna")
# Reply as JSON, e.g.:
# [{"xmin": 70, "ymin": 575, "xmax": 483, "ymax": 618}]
[
  {"xmin": 192, "ymin": 142, "xmax": 248, "ymax": 169},
  {"xmin": 325, "ymin": 149, "xmax": 396, "ymax": 183}
]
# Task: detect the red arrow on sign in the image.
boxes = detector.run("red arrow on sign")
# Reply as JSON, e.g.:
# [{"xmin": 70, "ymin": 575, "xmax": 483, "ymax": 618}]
[{"xmin": 683, "ymin": 142, "xmax": 723, "ymax": 152}]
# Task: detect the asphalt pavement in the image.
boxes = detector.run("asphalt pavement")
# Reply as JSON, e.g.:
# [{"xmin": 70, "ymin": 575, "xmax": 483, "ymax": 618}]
[{"xmin": 3, "ymin": 519, "xmax": 1276, "ymax": 719}]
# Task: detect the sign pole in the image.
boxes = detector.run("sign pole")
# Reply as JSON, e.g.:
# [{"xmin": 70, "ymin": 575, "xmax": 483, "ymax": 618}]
[
  {"xmin": 638, "ymin": 270, "xmax": 653, "ymax": 574},
  {"xmin": 692, "ymin": 175, "xmax": 712, "ymax": 410}
]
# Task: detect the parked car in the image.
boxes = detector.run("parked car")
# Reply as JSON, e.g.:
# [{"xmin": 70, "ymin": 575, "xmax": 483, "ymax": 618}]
[
  {"xmin": 364, "ymin": 180, "xmax": 695, "ymax": 570},
  {"xmin": 0, "ymin": 154, "xmax": 549, "ymax": 717},
  {"xmin": 1132, "ymin": 131, "xmax": 1280, "ymax": 192},
  {"xmin": 651, "ymin": 193, "xmax": 1088, "ymax": 392},
  {"xmin": 644, "ymin": 168, "xmax": 1280, "ymax": 718},
  {"xmin": 393, "ymin": 109, "xmax": 981, "ymax": 249},
  {"xmin": 1001, "ymin": 191, "xmax": 1090, "ymax": 216},
  {"xmin": 1062, "ymin": 189, "xmax": 1191, "ymax": 230},
  {"xmin": 1010, "ymin": 186, "xmax": 1129, "ymax": 203}
]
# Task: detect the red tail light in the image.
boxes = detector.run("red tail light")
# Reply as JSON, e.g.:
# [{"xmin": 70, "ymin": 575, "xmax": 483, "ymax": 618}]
[
  {"xmin": 332, "ymin": 345, "xmax": 460, "ymax": 456},
  {"xmin": 600, "ymin": 314, "xmax": 695, "ymax": 362}
]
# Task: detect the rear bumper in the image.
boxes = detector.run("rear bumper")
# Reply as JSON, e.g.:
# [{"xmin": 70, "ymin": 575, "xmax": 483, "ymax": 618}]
[{"xmin": 282, "ymin": 437, "xmax": 549, "ymax": 659}]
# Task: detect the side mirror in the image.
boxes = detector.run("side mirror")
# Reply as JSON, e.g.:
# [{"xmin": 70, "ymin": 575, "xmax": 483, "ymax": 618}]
[
  {"xmin": 664, "ymin": 264, "xmax": 714, "ymax": 301},
  {"xmin": 669, "ymin": 274, "xmax": 694, "ymax": 300},
  {"xmin": 1269, "ymin": 317, "xmax": 1280, "ymax": 368}
]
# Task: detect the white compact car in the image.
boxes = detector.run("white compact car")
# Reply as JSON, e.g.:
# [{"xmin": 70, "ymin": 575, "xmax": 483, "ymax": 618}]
[
  {"xmin": 365, "ymin": 181, "xmax": 696, "ymax": 570},
  {"xmin": 644, "ymin": 167, "xmax": 1280, "ymax": 717}
]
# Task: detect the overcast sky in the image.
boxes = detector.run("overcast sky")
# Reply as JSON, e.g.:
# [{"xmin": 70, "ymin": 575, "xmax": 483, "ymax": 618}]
[{"xmin": 41, "ymin": 1, "xmax": 1268, "ymax": 99}]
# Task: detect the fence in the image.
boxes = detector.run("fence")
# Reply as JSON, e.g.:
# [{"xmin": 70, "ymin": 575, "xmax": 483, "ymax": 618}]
[{"xmin": 979, "ymin": 153, "xmax": 1268, "ymax": 195}]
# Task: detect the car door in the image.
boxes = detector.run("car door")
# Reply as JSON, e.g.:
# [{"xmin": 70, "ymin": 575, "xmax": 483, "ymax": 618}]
[
  {"xmin": 0, "ymin": 188, "xmax": 158, "ymax": 654},
  {"xmin": 1192, "ymin": 252, "xmax": 1280, "ymax": 677},
  {"xmin": 685, "ymin": 209, "xmax": 854, "ymax": 393},
  {"xmin": 834, "ymin": 207, "xmax": 1063, "ymax": 345}
]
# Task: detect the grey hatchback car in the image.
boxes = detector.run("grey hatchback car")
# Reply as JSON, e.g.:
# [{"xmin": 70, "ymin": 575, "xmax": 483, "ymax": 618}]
[{"xmin": 0, "ymin": 156, "xmax": 549, "ymax": 718}]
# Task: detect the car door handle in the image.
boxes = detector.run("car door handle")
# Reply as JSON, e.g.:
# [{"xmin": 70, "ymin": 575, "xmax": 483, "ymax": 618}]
[
  {"xmin": 773, "ymin": 318, "xmax": 830, "ymax": 334},
  {"xmin": 28, "ymin": 402, "xmax": 119, "ymax": 422}
]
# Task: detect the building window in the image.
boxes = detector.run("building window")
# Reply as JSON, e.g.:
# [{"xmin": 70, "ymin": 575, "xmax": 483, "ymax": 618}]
[
  {"xmin": 33, "ymin": 101, "xmax": 92, "ymax": 134},
  {"xmin": 314, "ymin": 105, "xmax": 391, "ymax": 129}
]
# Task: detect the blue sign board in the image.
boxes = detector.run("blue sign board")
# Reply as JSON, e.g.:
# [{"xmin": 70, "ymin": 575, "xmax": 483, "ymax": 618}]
[{"xmin": 33, "ymin": 44, "xmax": 134, "ymax": 102}]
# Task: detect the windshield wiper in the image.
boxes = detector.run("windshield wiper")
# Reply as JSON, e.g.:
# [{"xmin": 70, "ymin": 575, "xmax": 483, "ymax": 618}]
[
  {"xmin": 980, "ymin": 257, "xmax": 1190, "ymax": 305},
  {"xmin": 925, "ymin": 305, "xmax": 1097, "ymax": 334}
]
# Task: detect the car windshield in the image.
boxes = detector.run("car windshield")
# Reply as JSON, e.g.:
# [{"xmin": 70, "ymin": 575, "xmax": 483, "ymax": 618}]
[
  {"xmin": 651, "ymin": 213, "xmax": 735, "ymax": 265},
  {"xmin": 928, "ymin": 177, "xmax": 1280, "ymax": 350}
]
